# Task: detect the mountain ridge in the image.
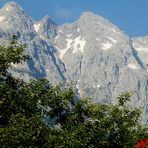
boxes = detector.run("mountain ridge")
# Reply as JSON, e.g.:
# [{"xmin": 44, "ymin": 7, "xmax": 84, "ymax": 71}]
[{"xmin": 1, "ymin": 2, "xmax": 148, "ymax": 122}]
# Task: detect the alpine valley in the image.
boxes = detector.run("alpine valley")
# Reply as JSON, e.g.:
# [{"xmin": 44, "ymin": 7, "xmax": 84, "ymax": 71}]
[{"xmin": 1, "ymin": 2, "xmax": 148, "ymax": 122}]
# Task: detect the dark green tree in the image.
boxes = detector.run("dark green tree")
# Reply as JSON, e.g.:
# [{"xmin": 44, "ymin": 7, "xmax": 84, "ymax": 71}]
[
  {"xmin": 0, "ymin": 36, "xmax": 50, "ymax": 147},
  {"xmin": 51, "ymin": 92, "xmax": 147, "ymax": 148}
]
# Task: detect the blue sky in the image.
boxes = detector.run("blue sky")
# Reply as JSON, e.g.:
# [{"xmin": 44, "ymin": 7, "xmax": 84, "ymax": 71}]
[{"xmin": 0, "ymin": 0, "xmax": 148, "ymax": 37}]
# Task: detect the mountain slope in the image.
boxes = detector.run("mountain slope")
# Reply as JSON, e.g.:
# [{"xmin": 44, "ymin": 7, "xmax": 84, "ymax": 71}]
[
  {"xmin": 1, "ymin": 2, "xmax": 148, "ymax": 122},
  {"xmin": 132, "ymin": 36, "xmax": 148, "ymax": 70}
]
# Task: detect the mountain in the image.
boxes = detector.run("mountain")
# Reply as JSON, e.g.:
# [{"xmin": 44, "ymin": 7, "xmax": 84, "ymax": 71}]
[
  {"xmin": 132, "ymin": 36, "xmax": 148, "ymax": 70},
  {"xmin": 1, "ymin": 2, "xmax": 148, "ymax": 122},
  {"xmin": 0, "ymin": 2, "xmax": 68, "ymax": 84}
]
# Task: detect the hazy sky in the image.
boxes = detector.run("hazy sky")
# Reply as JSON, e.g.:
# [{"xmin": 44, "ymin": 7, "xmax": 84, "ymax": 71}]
[{"xmin": 0, "ymin": 0, "xmax": 148, "ymax": 37}]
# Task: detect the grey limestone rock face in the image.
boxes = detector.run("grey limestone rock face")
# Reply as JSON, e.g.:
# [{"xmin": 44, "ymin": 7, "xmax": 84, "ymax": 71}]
[
  {"xmin": 54, "ymin": 12, "xmax": 148, "ymax": 122},
  {"xmin": 132, "ymin": 36, "xmax": 148, "ymax": 70},
  {"xmin": 0, "ymin": 2, "xmax": 67, "ymax": 84},
  {"xmin": 34, "ymin": 15, "xmax": 57, "ymax": 42},
  {"xmin": 1, "ymin": 2, "xmax": 148, "ymax": 122}
]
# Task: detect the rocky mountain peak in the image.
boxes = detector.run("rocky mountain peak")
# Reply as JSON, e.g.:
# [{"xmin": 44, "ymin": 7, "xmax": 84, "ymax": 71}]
[
  {"xmin": 40, "ymin": 15, "xmax": 51, "ymax": 24},
  {"xmin": 34, "ymin": 15, "xmax": 57, "ymax": 40},
  {"xmin": 0, "ymin": 2, "xmax": 34, "ymax": 40},
  {"xmin": 70, "ymin": 11, "xmax": 128, "ymax": 43},
  {"xmin": 40, "ymin": 15, "xmax": 57, "ymax": 31},
  {"xmin": 78, "ymin": 11, "xmax": 115, "ymax": 28},
  {"xmin": 2, "ymin": 1, "xmax": 23, "ymax": 13}
]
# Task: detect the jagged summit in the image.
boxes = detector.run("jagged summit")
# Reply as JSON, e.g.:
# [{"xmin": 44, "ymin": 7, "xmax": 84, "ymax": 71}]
[
  {"xmin": 33, "ymin": 15, "xmax": 57, "ymax": 40},
  {"xmin": 1, "ymin": 1, "xmax": 23, "ymax": 13},
  {"xmin": 0, "ymin": 2, "xmax": 35, "ymax": 37},
  {"xmin": 60, "ymin": 11, "xmax": 126, "ymax": 41},
  {"xmin": 40, "ymin": 15, "xmax": 54, "ymax": 24},
  {"xmin": 39, "ymin": 15, "xmax": 51, "ymax": 25}
]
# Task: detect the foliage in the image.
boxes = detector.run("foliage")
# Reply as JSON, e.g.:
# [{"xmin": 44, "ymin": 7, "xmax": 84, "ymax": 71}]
[
  {"xmin": 51, "ymin": 92, "xmax": 147, "ymax": 148},
  {"xmin": 0, "ymin": 36, "xmax": 49, "ymax": 147},
  {"xmin": 0, "ymin": 114, "xmax": 50, "ymax": 147},
  {"xmin": 0, "ymin": 35, "xmax": 29, "ymax": 78},
  {"xmin": 0, "ymin": 36, "xmax": 147, "ymax": 147}
]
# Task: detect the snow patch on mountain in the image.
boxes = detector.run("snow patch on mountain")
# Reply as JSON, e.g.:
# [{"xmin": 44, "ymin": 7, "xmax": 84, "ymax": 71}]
[
  {"xmin": 67, "ymin": 34, "xmax": 72, "ymax": 38},
  {"xmin": 57, "ymin": 29, "xmax": 63, "ymax": 33},
  {"xmin": 58, "ymin": 38, "xmax": 73, "ymax": 59},
  {"xmin": 110, "ymin": 28, "xmax": 121, "ymax": 34},
  {"xmin": 76, "ymin": 84, "xmax": 81, "ymax": 94},
  {"xmin": 76, "ymin": 84, "xmax": 79, "ymax": 90},
  {"xmin": 0, "ymin": 16, "xmax": 5, "ymax": 22},
  {"xmin": 93, "ymin": 85, "xmax": 101, "ymax": 88},
  {"xmin": 72, "ymin": 36, "xmax": 86, "ymax": 54},
  {"xmin": 5, "ymin": 6, "xmax": 11, "ymax": 11},
  {"xmin": 101, "ymin": 42, "xmax": 112, "ymax": 50},
  {"xmin": 77, "ymin": 28, "xmax": 80, "ymax": 32},
  {"xmin": 57, "ymin": 36, "xmax": 86, "ymax": 58},
  {"xmin": 55, "ymin": 35, "xmax": 60, "ymax": 40},
  {"xmin": 34, "ymin": 23, "xmax": 41, "ymax": 32},
  {"xmin": 107, "ymin": 37, "xmax": 117, "ymax": 43},
  {"xmin": 127, "ymin": 63, "xmax": 139, "ymax": 70},
  {"xmin": 97, "ymin": 84, "xmax": 100, "ymax": 88}
]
